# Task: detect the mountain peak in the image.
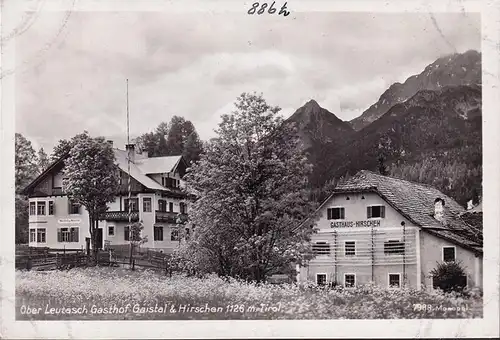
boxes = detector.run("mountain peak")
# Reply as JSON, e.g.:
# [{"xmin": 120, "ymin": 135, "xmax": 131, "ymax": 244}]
[
  {"xmin": 349, "ymin": 49, "xmax": 481, "ymax": 131},
  {"xmin": 304, "ymin": 99, "xmax": 320, "ymax": 108}
]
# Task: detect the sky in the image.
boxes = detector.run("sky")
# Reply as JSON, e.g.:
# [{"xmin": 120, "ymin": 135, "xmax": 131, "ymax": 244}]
[{"xmin": 14, "ymin": 10, "xmax": 481, "ymax": 153}]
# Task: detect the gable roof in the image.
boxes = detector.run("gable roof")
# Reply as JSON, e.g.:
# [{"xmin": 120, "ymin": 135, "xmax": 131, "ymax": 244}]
[
  {"xmin": 134, "ymin": 155, "xmax": 185, "ymax": 175},
  {"xmin": 22, "ymin": 148, "xmax": 188, "ymax": 195},
  {"xmin": 326, "ymin": 170, "xmax": 482, "ymax": 253}
]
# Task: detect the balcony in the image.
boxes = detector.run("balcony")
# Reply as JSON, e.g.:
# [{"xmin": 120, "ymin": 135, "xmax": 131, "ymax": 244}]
[
  {"xmin": 155, "ymin": 211, "xmax": 187, "ymax": 224},
  {"xmin": 101, "ymin": 211, "xmax": 139, "ymax": 222}
]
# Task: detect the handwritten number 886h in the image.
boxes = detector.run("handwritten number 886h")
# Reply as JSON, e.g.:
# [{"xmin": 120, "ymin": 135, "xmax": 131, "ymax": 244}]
[{"xmin": 248, "ymin": 2, "xmax": 290, "ymax": 16}]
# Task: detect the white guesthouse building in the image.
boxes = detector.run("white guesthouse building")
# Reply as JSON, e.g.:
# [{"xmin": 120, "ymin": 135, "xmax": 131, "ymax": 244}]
[
  {"xmin": 298, "ymin": 170, "xmax": 483, "ymax": 290},
  {"xmin": 22, "ymin": 143, "xmax": 190, "ymax": 253}
]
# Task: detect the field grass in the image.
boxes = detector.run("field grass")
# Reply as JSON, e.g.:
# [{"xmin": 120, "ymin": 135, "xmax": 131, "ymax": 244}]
[{"xmin": 16, "ymin": 267, "xmax": 482, "ymax": 320}]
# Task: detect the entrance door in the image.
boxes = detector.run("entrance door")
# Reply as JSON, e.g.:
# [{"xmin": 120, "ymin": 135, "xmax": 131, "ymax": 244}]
[{"xmin": 96, "ymin": 228, "xmax": 103, "ymax": 250}]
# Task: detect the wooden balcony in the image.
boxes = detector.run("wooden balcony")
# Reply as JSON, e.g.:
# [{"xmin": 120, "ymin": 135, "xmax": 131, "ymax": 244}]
[
  {"xmin": 155, "ymin": 211, "xmax": 187, "ymax": 224},
  {"xmin": 101, "ymin": 211, "xmax": 139, "ymax": 222}
]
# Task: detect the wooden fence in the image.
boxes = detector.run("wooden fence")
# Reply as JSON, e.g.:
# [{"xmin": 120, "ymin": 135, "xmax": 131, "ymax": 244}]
[
  {"xmin": 16, "ymin": 247, "xmax": 87, "ymax": 271},
  {"xmin": 16, "ymin": 245, "xmax": 175, "ymax": 274}
]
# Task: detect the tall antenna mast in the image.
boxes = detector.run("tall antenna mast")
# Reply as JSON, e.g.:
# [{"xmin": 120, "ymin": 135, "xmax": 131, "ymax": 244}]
[{"xmin": 126, "ymin": 79, "xmax": 133, "ymax": 265}]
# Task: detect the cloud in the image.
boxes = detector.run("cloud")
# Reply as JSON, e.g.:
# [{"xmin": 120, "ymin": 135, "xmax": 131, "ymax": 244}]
[{"xmin": 13, "ymin": 11, "xmax": 481, "ymax": 152}]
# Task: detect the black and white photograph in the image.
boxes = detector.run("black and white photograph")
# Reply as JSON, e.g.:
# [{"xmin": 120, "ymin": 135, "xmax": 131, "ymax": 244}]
[{"xmin": 1, "ymin": 0, "xmax": 499, "ymax": 338}]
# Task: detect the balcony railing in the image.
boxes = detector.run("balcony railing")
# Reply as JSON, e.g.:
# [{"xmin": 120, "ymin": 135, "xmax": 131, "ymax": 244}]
[
  {"xmin": 101, "ymin": 211, "xmax": 139, "ymax": 222},
  {"xmin": 155, "ymin": 211, "xmax": 187, "ymax": 224}
]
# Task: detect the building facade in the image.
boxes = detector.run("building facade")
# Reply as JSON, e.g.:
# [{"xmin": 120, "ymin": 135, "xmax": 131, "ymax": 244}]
[
  {"xmin": 23, "ymin": 143, "xmax": 191, "ymax": 253},
  {"xmin": 298, "ymin": 170, "xmax": 483, "ymax": 291}
]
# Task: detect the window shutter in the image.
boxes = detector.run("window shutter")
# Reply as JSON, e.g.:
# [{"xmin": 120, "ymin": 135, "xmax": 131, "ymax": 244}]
[
  {"xmin": 52, "ymin": 202, "xmax": 56, "ymax": 215},
  {"xmin": 68, "ymin": 200, "xmax": 71, "ymax": 214},
  {"xmin": 341, "ymin": 208, "xmax": 345, "ymax": 219},
  {"xmin": 327, "ymin": 208, "xmax": 331, "ymax": 220},
  {"xmin": 367, "ymin": 206, "xmax": 372, "ymax": 218},
  {"xmin": 57, "ymin": 229, "xmax": 62, "ymax": 242},
  {"xmin": 74, "ymin": 228, "xmax": 79, "ymax": 242},
  {"xmin": 381, "ymin": 206, "xmax": 386, "ymax": 218}
]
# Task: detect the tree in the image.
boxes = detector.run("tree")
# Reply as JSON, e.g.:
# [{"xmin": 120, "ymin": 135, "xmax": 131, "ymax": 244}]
[
  {"xmin": 15, "ymin": 133, "xmax": 38, "ymax": 193},
  {"xmin": 165, "ymin": 116, "xmax": 190, "ymax": 156},
  {"xmin": 183, "ymin": 131, "xmax": 203, "ymax": 165},
  {"xmin": 377, "ymin": 155, "xmax": 388, "ymax": 176},
  {"xmin": 15, "ymin": 133, "xmax": 39, "ymax": 244},
  {"xmin": 184, "ymin": 92, "xmax": 318, "ymax": 282},
  {"xmin": 37, "ymin": 147, "xmax": 50, "ymax": 173},
  {"xmin": 134, "ymin": 132, "xmax": 159, "ymax": 157},
  {"xmin": 430, "ymin": 261, "xmax": 468, "ymax": 293},
  {"xmin": 50, "ymin": 139, "xmax": 73, "ymax": 162},
  {"xmin": 63, "ymin": 132, "xmax": 120, "ymax": 264}
]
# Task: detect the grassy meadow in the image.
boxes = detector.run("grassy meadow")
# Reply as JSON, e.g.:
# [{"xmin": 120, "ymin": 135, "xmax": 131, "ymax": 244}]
[{"xmin": 16, "ymin": 267, "xmax": 482, "ymax": 320}]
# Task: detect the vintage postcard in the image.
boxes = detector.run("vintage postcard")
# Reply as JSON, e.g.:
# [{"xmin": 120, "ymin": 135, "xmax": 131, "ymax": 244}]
[{"xmin": 1, "ymin": 0, "xmax": 499, "ymax": 338}]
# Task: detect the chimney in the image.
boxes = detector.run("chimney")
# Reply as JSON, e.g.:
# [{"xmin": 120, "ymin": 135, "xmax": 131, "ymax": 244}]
[
  {"xmin": 125, "ymin": 143, "xmax": 135, "ymax": 163},
  {"xmin": 434, "ymin": 198, "xmax": 446, "ymax": 223}
]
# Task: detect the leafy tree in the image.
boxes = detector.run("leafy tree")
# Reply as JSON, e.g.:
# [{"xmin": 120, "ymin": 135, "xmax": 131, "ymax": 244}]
[
  {"xmin": 15, "ymin": 133, "xmax": 38, "ymax": 193},
  {"xmin": 15, "ymin": 196, "xmax": 29, "ymax": 244},
  {"xmin": 50, "ymin": 139, "xmax": 73, "ymax": 162},
  {"xmin": 63, "ymin": 132, "xmax": 120, "ymax": 264},
  {"xmin": 377, "ymin": 155, "xmax": 388, "ymax": 176},
  {"xmin": 430, "ymin": 261, "xmax": 468, "ymax": 293},
  {"xmin": 165, "ymin": 116, "xmax": 193, "ymax": 156},
  {"xmin": 15, "ymin": 133, "xmax": 39, "ymax": 244},
  {"xmin": 183, "ymin": 131, "xmax": 203, "ymax": 165},
  {"xmin": 37, "ymin": 147, "xmax": 50, "ymax": 173},
  {"xmin": 184, "ymin": 92, "xmax": 318, "ymax": 282},
  {"xmin": 157, "ymin": 133, "xmax": 169, "ymax": 157},
  {"xmin": 134, "ymin": 132, "xmax": 159, "ymax": 157}
]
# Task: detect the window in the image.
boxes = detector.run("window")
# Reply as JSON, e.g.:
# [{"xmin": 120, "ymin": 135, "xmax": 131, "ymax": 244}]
[
  {"xmin": 108, "ymin": 225, "xmax": 115, "ymax": 236},
  {"xmin": 29, "ymin": 229, "xmax": 36, "ymax": 242},
  {"xmin": 171, "ymin": 228, "xmax": 179, "ymax": 241},
  {"xmin": 169, "ymin": 202, "xmax": 174, "ymax": 212},
  {"xmin": 29, "ymin": 202, "xmax": 36, "ymax": 216},
  {"xmin": 124, "ymin": 198, "xmax": 138, "ymax": 212},
  {"xmin": 143, "ymin": 197, "xmax": 152, "ymax": 212},
  {"xmin": 384, "ymin": 240, "xmax": 405, "ymax": 255},
  {"xmin": 68, "ymin": 201, "xmax": 80, "ymax": 214},
  {"xmin": 57, "ymin": 227, "xmax": 79, "ymax": 242},
  {"xmin": 443, "ymin": 246, "xmax": 456, "ymax": 262},
  {"xmin": 327, "ymin": 207, "xmax": 345, "ymax": 220},
  {"xmin": 180, "ymin": 202, "xmax": 187, "ymax": 214},
  {"xmin": 389, "ymin": 273, "xmax": 401, "ymax": 288},
  {"xmin": 37, "ymin": 228, "xmax": 46, "ymax": 243},
  {"xmin": 316, "ymin": 274, "xmax": 327, "ymax": 286},
  {"xmin": 154, "ymin": 226, "xmax": 164, "ymax": 241},
  {"xmin": 367, "ymin": 205, "xmax": 385, "ymax": 218},
  {"xmin": 162, "ymin": 177, "xmax": 179, "ymax": 189},
  {"xmin": 345, "ymin": 241, "xmax": 356, "ymax": 256},
  {"xmin": 344, "ymin": 274, "xmax": 356, "ymax": 287},
  {"xmin": 37, "ymin": 201, "xmax": 46, "ymax": 215},
  {"xmin": 312, "ymin": 241, "xmax": 330, "ymax": 255},
  {"xmin": 124, "ymin": 226, "xmax": 130, "ymax": 241},
  {"xmin": 158, "ymin": 199, "xmax": 167, "ymax": 212},
  {"xmin": 70, "ymin": 227, "xmax": 79, "ymax": 242},
  {"xmin": 48, "ymin": 201, "xmax": 55, "ymax": 215}
]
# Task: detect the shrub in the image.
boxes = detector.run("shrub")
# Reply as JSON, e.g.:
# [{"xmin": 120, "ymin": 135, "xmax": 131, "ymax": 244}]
[{"xmin": 430, "ymin": 261, "xmax": 468, "ymax": 293}]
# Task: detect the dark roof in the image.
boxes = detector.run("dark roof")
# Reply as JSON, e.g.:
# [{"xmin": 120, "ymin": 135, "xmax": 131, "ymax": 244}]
[{"xmin": 330, "ymin": 170, "xmax": 482, "ymax": 253}]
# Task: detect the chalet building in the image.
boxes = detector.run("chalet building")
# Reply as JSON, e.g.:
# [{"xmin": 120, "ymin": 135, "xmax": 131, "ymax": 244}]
[
  {"xmin": 22, "ymin": 143, "xmax": 190, "ymax": 253},
  {"xmin": 298, "ymin": 170, "xmax": 483, "ymax": 291}
]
